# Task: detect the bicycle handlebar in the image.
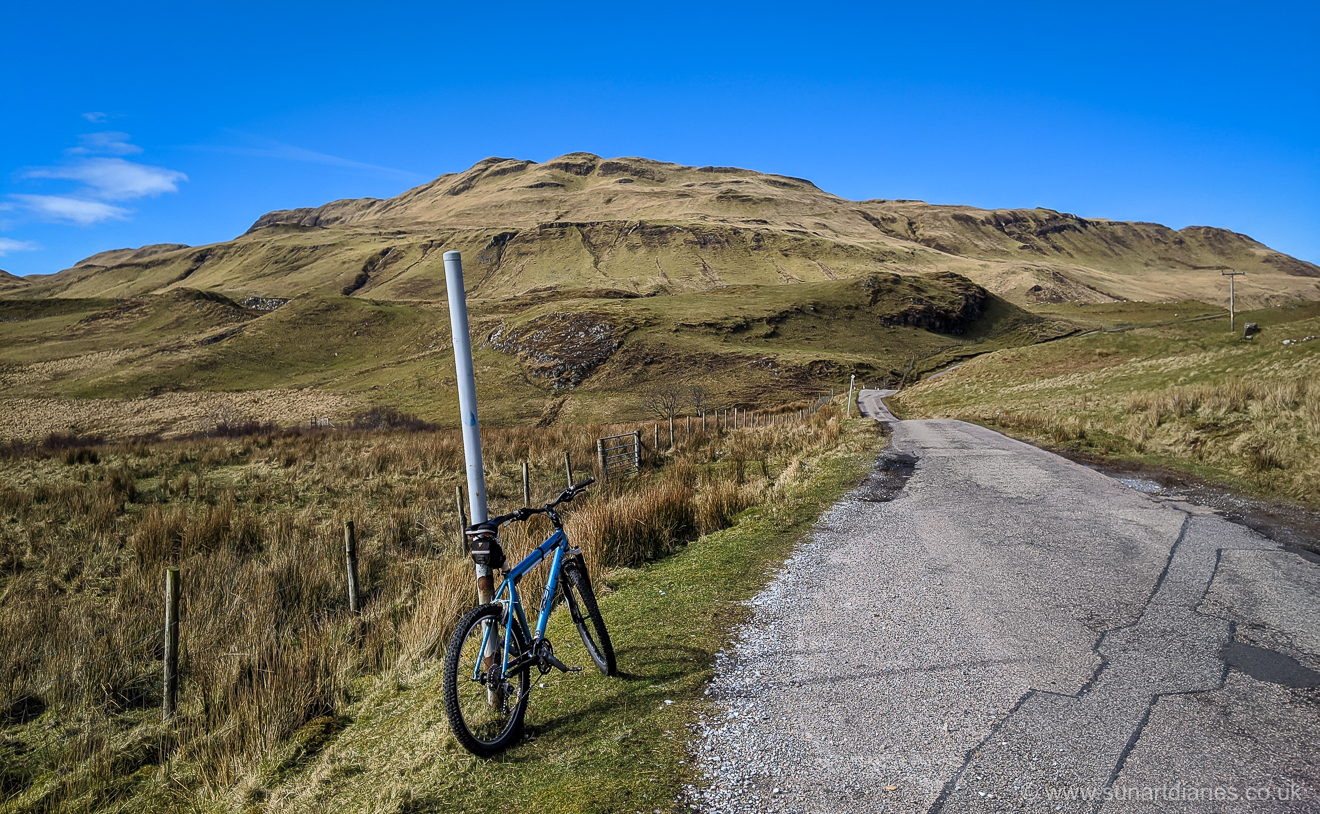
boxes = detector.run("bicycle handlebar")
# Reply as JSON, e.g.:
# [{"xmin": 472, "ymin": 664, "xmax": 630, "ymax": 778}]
[{"xmin": 469, "ymin": 477, "xmax": 596, "ymax": 533}]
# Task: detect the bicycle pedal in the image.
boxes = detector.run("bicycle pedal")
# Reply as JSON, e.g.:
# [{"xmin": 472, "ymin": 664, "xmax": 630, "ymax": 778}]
[{"xmin": 568, "ymin": 666, "xmax": 582, "ymax": 672}]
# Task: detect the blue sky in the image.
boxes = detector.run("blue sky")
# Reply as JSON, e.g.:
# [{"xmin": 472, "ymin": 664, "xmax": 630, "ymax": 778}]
[{"xmin": 2, "ymin": 1, "xmax": 1316, "ymax": 277}]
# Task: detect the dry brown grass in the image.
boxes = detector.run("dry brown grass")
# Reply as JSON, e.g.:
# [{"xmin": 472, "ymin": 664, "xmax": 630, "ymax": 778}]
[
  {"xmin": 946, "ymin": 374, "xmax": 1320, "ymax": 503},
  {"xmin": 0, "ymin": 390, "xmax": 362, "ymax": 445},
  {"xmin": 0, "ymin": 402, "xmax": 846, "ymax": 810},
  {"xmin": 894, "ymin": 306, "xmax": 1320, "ymax": 506}
]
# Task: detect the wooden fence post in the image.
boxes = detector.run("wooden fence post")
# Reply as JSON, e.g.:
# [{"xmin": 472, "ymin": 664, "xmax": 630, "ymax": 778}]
[
  {"xmin": 597, "ymin": 439, "xmax": 607, "ymax": 480},
  {"xmin": 163, "ymin": 567, "xmax": 180, "ymax": 721},
  {"xmin": 633, "ymin": 430, "xmax": 641, "ymax": 472},
  {"xmin": 344, "ymin": 521, "xmax": 360, "ymax": 614},
  {"xmin": 654, "ymin": 424, "xmax": 659, "ymax": 451},
  {"xmin": 522, "ymin": 461, "xmax": 531, "ymax": 507},
  {"xmin": 668, "ymin": 416, "xmax": 674, "ymax": 448},
  {"xmin": 564, "ymin": 451, "xmax": 573, "ymax": 486},
  {"xmin": 454, "ymin": 485, "xmax": 467, "ymax": 555}
]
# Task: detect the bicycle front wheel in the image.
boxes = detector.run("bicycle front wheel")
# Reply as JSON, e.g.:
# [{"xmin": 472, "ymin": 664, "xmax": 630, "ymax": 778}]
[
  {"xmin": 562, "ymin": 558, "xmax": 617, "ymax": 676},
  {"xmin": 443, "ymin": 603, "xmax": 530, "ymax": 756}
]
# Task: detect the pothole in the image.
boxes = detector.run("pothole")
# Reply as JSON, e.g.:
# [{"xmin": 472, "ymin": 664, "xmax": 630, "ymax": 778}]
[
  {"xmin": 857, "ymin": 452, "xmax": 918, "ymax": 502},
  {"xmin": 1113, "ymin": 476, "xmax": 1164, "ymax": 494}
]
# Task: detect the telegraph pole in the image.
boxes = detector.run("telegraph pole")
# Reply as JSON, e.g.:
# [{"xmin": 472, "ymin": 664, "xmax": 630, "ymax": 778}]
[{"xmin": 1221, "ymin": 269, "xmax": 1246, "ymax": 332}]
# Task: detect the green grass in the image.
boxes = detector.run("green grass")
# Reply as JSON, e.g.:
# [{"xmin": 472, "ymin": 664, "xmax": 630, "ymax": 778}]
[
  {"xmin": 1, "ymin": 272, "xmax": 1064, "ymax": 439},
  {"xmin": 461, "ymin": 274, "xmax": 1071, "ymax": 424},
  {"xmin": 895, "ymin": 300, "xmax": 1320, "ymax": 505},
  {"xmin": 255, "ymin": 421, "xmax": 882, "ymax": 813},
  {"xmin": 1024, "ymin": 299, "xmax": 1227, "ymax": 331}
]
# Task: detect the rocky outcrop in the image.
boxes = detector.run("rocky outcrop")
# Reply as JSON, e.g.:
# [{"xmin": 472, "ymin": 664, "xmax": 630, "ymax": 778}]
[
  {"xmin": 240, "ymin": 297, "xmax": 289, "ymax": 311},
  {"xmin": 247, "ymin": 207, "xmax": 327, "ymax": 231},
  {"xmin": 487, "ymin": 313, "xmax": 626, "ymax": 390},
  {"xmin": 860, "ymin": 272, "xmax": 988, "ymax": 335}
]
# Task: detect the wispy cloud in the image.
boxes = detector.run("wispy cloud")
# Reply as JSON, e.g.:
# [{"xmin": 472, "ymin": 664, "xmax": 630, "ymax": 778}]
[
  {"xmin": 8, "ymin": 131, "xmax": 187, "ymax": 227},
  {"xmin": 0, "ymin": 238, "xmax": 41, "ymax": 256},
  {"xmin": 10, "ymin": 195, "xmax": 130, "ymax": 226},
  {"xmin": 202, "ymin": 131, "xmax": 425, "ymax": 182},
  {"xmin": 81, "ymin": 112, "xmax": 109, "ymax": 123},
  {"xmin": 66, "ymin": 131, "xmax": 142, "ymax": 156},
  {"xmin": 26, "ymin": 158, "xmax": 187, "ymax": 200}
]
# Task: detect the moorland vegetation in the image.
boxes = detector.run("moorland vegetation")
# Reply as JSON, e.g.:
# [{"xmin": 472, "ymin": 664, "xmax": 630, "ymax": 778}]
[
  {"xmin": 0, "ymin": 400, "xmax": 859, "ymax": 811},
  {"xmin": 3, "ymin": 152, "xmax": 1319, "ymax": 810},
  {"xmin": 894, "ymin": 301, "xmax": 1320, "ymax": 507}
]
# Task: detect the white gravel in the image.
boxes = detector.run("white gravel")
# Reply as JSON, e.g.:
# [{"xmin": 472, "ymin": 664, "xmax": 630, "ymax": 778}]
[{"xmin": 681, "ymin": 476, "xmax": 997, "ymax": 814}]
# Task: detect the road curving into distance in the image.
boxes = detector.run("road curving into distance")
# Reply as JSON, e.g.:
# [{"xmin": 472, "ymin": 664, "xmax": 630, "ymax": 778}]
[{"xmin": 688, "ymin": 390, "xmax": 1320, "ymax": 813}]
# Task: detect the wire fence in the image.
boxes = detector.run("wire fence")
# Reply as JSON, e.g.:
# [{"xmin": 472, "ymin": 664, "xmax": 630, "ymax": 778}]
[
  {"xmin": 1, "ymin": 523, "xmax": 403, "ymax": 802},
  {"xmin": 1, "ymin": 396, "xmax": 844, "ymax": 804}
]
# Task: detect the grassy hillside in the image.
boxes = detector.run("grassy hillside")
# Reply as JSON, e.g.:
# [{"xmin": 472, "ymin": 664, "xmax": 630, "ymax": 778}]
[
  {"xmin": 0, "ymin": 271, "xmax": 1070, "ymax": 442},
  {"xmin": 893, "ymin": 300, "xmax": 1320, "ymax": 506},
  {"xmin": 5, "ymin": 152, "xmax": 1312, "ymax": 446},
  {"xmin": 0, "ymin": 397, "xmax": 878, "ymax": 813},
  {"xmin": 15, "ymin": 154, "xmax": 1319, "ymax": 308},
  {"xmin": 0, "ymin": 270, "xmax": 29, "ymax": 294}
]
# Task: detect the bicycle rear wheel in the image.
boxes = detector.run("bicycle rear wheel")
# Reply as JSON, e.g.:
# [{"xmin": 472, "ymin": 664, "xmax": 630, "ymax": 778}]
[
  {"xmin": 562, "ymin": 558, "xmax": 616, "ymax": 676},
  {"xmin": 443, "ymin": 603, "xmax": 530, "ymax": 756}
]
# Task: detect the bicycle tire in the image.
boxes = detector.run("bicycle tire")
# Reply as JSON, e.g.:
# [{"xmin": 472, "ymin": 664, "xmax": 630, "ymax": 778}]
[
  {"xmin": 562, "ymin": 558, "xmax": 617, "ymax": 676},
  {"xmin": 443, "ymin": 603, "xmax": 530, "ymax": 756}
]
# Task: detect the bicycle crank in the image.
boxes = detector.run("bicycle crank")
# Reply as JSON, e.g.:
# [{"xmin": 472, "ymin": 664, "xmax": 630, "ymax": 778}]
[{"xmin": 534, "ymin": 640, "xmax": 581, "ymax": 675}]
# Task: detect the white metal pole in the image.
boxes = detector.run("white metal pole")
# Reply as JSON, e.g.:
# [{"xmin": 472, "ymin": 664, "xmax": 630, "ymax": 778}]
[
  {"xmin": 847, "ymin": 374, "xmax": 855, "ymax": 418},
  {"xmin": 444, "ymin": 251, "xmax": 493, "ymax": 601}
]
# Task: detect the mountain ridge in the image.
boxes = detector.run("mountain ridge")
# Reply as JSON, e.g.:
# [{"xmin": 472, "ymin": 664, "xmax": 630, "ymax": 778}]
[{"xmin": 15, "ymin": 152, "xmax": 1319, "ymax": 308}]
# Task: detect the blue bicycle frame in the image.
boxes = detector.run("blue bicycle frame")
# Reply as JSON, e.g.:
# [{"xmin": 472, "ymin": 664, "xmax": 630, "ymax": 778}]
[{"xmin": 476, "ymin": 527, "xmax": 574, "ymax": 681}]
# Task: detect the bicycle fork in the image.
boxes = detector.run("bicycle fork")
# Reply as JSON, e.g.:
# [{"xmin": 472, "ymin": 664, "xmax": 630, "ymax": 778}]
[{"xmin": 479, "ymin": 619, "xmax": 505, "ymax": 711}]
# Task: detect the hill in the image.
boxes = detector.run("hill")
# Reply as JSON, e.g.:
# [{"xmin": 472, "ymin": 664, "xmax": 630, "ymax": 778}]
[
  {"xmin": 4, "ymin": 152, "xmax": 1317, "ymax": 441},
  {"xmin": 16, "ymin": 153, "xmax": 1318, "ymax": 308},
  {"xmin": 0, "ymin": 271, "xmax": 1065, "ymax": 440},
  {"xmin": 0, "ymin": 269, "xmax": 29, "ymax": 294}
]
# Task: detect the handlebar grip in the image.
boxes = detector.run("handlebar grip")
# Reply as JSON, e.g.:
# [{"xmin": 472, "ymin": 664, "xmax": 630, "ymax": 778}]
[{"xmin": 573, "ymin": 477, "xmax": 595, "ymax": 490}]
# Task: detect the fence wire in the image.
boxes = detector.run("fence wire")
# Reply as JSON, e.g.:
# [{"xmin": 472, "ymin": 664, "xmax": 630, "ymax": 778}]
[{"xmin": 5, "ymin": 414, "xmax": 821, "ymax": 803}]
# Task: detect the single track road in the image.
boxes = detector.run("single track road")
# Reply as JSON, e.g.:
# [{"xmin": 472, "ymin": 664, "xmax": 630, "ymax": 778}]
[{"xmin": 688, "ymin": 390, "xmax": 1320, "ymax": 813}]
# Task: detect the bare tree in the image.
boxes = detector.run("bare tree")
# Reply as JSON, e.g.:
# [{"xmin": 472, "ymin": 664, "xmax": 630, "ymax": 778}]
[
  {"xmin": 687, "ymin": 384, "xmax": 710, "ymax": 416},
  {"xmin": 642, "ymin": 383, "xmax": 685, "ymax": 421}
]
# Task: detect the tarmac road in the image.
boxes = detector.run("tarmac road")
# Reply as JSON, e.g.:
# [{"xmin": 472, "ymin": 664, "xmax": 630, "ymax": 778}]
[{"xmin": 689, "ymin": 391, "xmax": 1320, "ymax": 813}]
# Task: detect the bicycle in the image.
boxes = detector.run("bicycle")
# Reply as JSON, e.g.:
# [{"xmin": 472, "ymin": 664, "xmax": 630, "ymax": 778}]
[{"xmin": 442, "ymin": 477, "xmax": 617, "ymax": 756}]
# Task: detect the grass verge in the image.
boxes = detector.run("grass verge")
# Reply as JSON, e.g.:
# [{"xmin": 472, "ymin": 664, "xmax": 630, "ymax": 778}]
[
  {"xmin": 248, "ymin": 420, "xmax": 882, "ymax": 814},
  {"xmin": 895, "ymin": 300, "xmax": 1320, "ymax": 507}
]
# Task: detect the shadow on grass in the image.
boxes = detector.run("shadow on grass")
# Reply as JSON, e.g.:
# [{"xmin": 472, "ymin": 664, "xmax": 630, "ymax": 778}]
[{"xmin": 503, "ymin": 643, "xmax": 710, "ymax": 748}]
